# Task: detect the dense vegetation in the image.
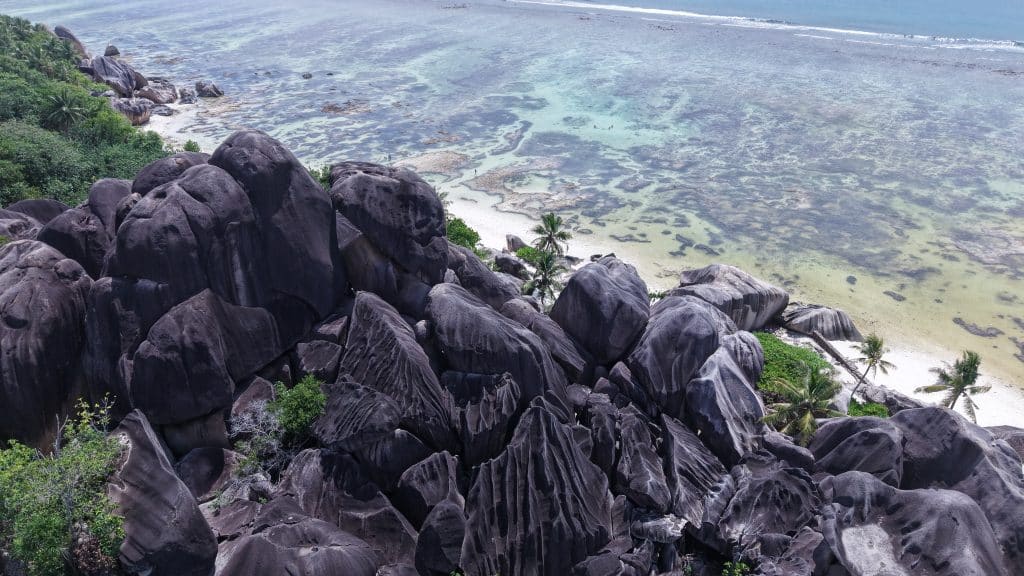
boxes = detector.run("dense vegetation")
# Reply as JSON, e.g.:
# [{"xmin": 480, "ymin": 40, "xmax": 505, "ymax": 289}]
[
  {"xmin": 446, "ymin": 215, "xmax": 481, "ymax": 251},
  {"xmin": 754, "ymin": 332, "xmax": 831, "ymax": 403},
  {"xmin": 0, "ymin": 15, "xmax": 166, "ymax": 207},
  {"xmin": 0, "ymin": 400, "xmax": 124, "ymax": 576},
  {"xmin": 847, "ymin": 399, "xmax": 889, "ymax": 418}
]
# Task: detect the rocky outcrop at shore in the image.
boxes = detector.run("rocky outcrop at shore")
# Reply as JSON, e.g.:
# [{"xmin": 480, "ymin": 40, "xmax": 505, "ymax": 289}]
[{"xmin": 1, "ymin": 131, "xmax": 1021, "ymax": 576}]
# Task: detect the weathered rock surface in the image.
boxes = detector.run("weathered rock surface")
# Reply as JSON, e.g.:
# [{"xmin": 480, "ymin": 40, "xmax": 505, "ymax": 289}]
[
  {"xmin": 6, "ymin": 198, "xmax": 68, "ymax": 225},
  {"xmin": 195, "ymin": 80, "xmax": 223, "ymax": 97},
  {"xmin": 92, "ymin": 55, "xmax": 144, "ymax": 97},
  {"xmin": 332, "ymin": 162, "xmax": 448, "ymax": 285},
  {"xmin": 659, "ymin": 414, "xmax": 732, "ymax": 531},
  {"xmin": 461, "ymin": 403, "xmax": 615, "ymax": 576},
  {"xmin": 613, "ymin": 410, "xmax": 670, "ymax": 512},
  {"xmin": 782, "ymin": 303, "xmax": 863, "ymax": 341},
  {"xmin": 809, "ymin": 416, "xmax": 904, "ymax": 486},
  {"xmin": 214, "ymin": 496, "xmax": 381, "ymax": 576},
  {"xmin": 175, "ymin": 447, "xmax": 242, "ymax": 503},
  {"xmin": 447, "ymin": 242, "xmax": 518, "ymax": 310},
  {"xmin": 672, "ymin": 263, "xmax": 789, "ymax": 331},
  {"xmin": 427, "ymin": 282, "xmax": 567, "ymax": 405},
  {"xmin": 108, "ymin": 411, "xmax": 217, "ymax": 576},
  {"xmin": 822, "ymin": 471, "xmax": 1010, "ymax": 576},
  {"xmin": 0, "ymin": 240, "xmax": 91, "ymax": 446},
  {"xmin": 131, "ymin": 151, "xmax": 209, "ymax": 195},
  {"xmin": 54, "ymin": 25, "xmax": 89, "ymax": 58},
  {"xmin": 550, "ymin": 256, "xmax": 649, "ymax": 366},
  {"xmin": 136, "ymin": 77, "xmax": 178, "ymax": 104},
  {"xmin": 500, "ymin": 297, "xmax": 587, "ymax": 382},
  {"xmin": 339, "ymin": 291, "xmax": 455, "ymax": 450},
  {"xmin": 445, "ymin": 371, "xmax": 522, "ymax": 467},
  {"xmin": 111, "ymin": 97, "xmax": 154, "ymax": 125},
  {"xmin": 37, "ymin": 178, "xmax": 131, "ymax": 278}
]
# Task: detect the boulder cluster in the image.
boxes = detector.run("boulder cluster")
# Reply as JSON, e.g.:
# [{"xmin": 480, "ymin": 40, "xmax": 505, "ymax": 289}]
[
  {"xmin": 1, "ymin": 131, "xmax": 1022, "ymax": 576},
  {"xmin": 55, "ymin": 26, "xmax": 221, "ymax": 126}
]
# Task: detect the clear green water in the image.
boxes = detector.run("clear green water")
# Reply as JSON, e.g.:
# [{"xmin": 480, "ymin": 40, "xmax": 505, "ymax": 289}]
[{"xmin": 7, "ymin": 0, "xmax": 1024, "ymax": 383}]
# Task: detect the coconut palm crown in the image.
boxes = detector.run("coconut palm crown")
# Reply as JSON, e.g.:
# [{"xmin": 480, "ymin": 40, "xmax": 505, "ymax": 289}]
[
  {"xmin": 916, "ymin": 350, "xmax": 989, "ymax": 423},
  {"xmin": 763, "ymin": 364, "xmax": 843, "ymax": 446},
  {"xmin": 850, "ymin": 333, "xmax": 895, "ymax": 399},
  {"xmin": 531, "ymin": 212, "xmax": 572, "ymax": 256}
]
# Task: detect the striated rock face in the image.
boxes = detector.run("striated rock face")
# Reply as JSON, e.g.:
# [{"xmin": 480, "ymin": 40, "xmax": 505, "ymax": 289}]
[
  {"xmin": 500, "ymin": 297, "xmax": 587, "ymax": 382},
  {"xmin": 809, "ymin": 416, "xmax": 904, "ymax": 486},
  {"xmin": 659, "ymin": 414, "xmax": 732, "ymax": 531},
  {"xmin": 332, "ymin": 162, "xmax": 448, "ymax": 286},
  {"xmin": 0, "ymin": 240, "xmax": 91, "ymax": 447},
  {"xmin": 92, "ymin": 55, "xmax": 144, "ymax": 97},
  {"xmin": 111, "ymin": 97, "xmax": 154, "ymax": 125},
  {"xmin": 550, "ymin": 256, "xmax": 649, "ymax": 366},
  {"xmin": 782, "ymin": 303, "xmax": 863, "ymax": 341},
  {"xmin": 671, "ymin": 263, "xmax": 788, "ymax": 331},
  {"xmin": 461, "ymin": 403, "xmax": 615, "ymax": 576},
  {"xmin": 447, "ymin": 242, "xmax": 519, "ymax": 310},
  {"xmin": 338, "ymin": 291, "xmax": 455, "ymax": 450},
  {"xmin": 108, "ymin": 411, "xmax": 217, "ymax": 576},
  {"xmin": 214, "ymin": 496, "xmax": 381, "ymax": 576},
  {"xmin": 891, "ymin": 407, "xmax": 1024, "ymax": 573},
  {"xmin": 136, "ymin": 77, "xmax": 178, "ymax": 104},
  {"xmin": 822, "ymin": 471, "xmax": 1010, "ymax": 576},
  {"xmin": 0, "ymin": 209, "xmax": 42, "ymax": 241},
  {"xmin": 427, "ymin": 283, "xmax": 567, "ymax": 405}
]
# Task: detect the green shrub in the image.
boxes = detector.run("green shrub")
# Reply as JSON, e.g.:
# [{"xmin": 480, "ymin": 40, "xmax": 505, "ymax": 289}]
[
  {"xmin": 0, "ymin": 400, "xmax": 124, "ymax": 576},
  {"xmin": 848, "ymin": 399, "xmax": 889, "ymax": 418},
  {"xmin": 183, "ymin": 139, "xmax": 201, "ymax": 153},
  {"xmin": 0, "ymin": 235, "xmax": 9, "ymax": 248},
  {"xmin": 515, "ymin": 245, "xmax": 546, "ymax": 266},
  {"xmin": 305, "ymin": 164, "xmax": 332, "ymax": 190},
  {"xmin": 271, "ymin": 375, "xmax": 326, "ymax": 441},
  {"xmin": 722, "ymin": 561, "xmax": 751, "ymax": 576},
  {"xmin": 755, "ymin": 332, "xmax": 831, "ymax": 403},
  {"xmin": 446, "ymin": 216, "xmax": 481, "ymax": 250}
]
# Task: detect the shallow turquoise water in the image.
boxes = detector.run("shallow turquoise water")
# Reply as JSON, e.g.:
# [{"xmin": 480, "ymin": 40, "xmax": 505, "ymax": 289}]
[{"xmin": 6, "ymin": 0, "xmax": 1024, "ymax": 381}]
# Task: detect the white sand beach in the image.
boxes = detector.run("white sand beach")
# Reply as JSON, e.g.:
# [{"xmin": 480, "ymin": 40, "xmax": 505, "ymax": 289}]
[{"xmin": 826, "ymin": 339, "xmax": 1023, "ymax": 427}]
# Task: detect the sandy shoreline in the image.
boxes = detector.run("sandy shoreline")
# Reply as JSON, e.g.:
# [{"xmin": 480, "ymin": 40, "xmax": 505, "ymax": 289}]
[{"xmin": 143, "ymin": 108, "xmax": 1023, "ymax": 429}]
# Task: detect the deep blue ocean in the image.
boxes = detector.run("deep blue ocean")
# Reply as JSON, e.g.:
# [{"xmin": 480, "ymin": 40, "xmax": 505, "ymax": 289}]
[{"xmin": 566, "ymin": 0, "xmax": 1024, "ymax": 40}]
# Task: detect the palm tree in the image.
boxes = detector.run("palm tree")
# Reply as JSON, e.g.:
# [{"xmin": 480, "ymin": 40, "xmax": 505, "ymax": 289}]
[
  {"xmin": 763, "ymin": 365, "xmax": 843, "ymax": 445},
  {"xmin": 849, "ymin": 333, "xmax": 895, "ymax": 400},
  {"xmin": 44, "ymin": 88, "xmax": 87, "ymax": 132},
  {"xmin": 522, "ymin": 250, "xmax": 565, "ymax": 307},
  {"xmin": 531, "ymin": 212, "xmax": 572, "ymax": 256},
  {"xmin": 916, "ymin": 351, "xmax": 989, "ymax": 423}
]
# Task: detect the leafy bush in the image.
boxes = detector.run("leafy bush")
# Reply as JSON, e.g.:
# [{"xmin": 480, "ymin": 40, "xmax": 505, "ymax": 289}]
[
  {"xmin": 754, "ymin": 332, "xmax": 831, "ymax": 403},
  {"xmin": 0, "ymin": 235, "xmax": 9, "ymax": 247},
  {"xmin": 446, "ymin": 216, "xmax": 481, "ymax": 250},
  {"xmin": 722, "ymin": 561, "xmax": 751, "ymax": 576},
  {"xmin": 515, "ymin": 245, "xmax": 546, "ymax": 266},
  {"xmin": 0, "ymin": 400, "xmax": 124, "ymax": 576},
  {"xmin": 847, "ymin": 399, "xmax": 889, "ymax": 418},
  {"xmin": 271, "ymin": 375, "xmax": 326, "ymax": 441},
  {"xmin": 183, "ymin": 139, "xmax": 201, "ymax": 153},
  {"xmin": 0, "ymin": 15, "xmax": 167, "ymax": 208},
  {"xmin": 305, "ymin": 164, "xmax": 332, "ymax": 190}
]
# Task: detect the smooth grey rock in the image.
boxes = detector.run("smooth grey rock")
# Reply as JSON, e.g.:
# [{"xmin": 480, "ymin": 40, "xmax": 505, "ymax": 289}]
[
  {"xmin": 782, "ymin": 303, "xmax": 863, "ymax": 341},
  {"xmin": 671, "ymin": 263, "xmax": 789, "ymax": 331}
]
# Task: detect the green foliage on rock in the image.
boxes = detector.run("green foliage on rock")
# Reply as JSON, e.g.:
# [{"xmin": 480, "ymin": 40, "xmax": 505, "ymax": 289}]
[
  {"xmin": 722, "ymin": 561, "xmax": 751, "ymax": 576},
  {"xmin": 305, "ymin": 164, "xmax": 331, "ymax": 190},
  {"xmin": 847, "ymin": 399, "xmax": 889, "ymax": 418},
  {"xmin": 446, "ymin": 215, "xmax": 481, "ymax": 251},
  {"xmin": 0, "ymin": 15, "xmax": 167, "ymax": 207},
  {"xmin": 271, "ymin": 375, "xmax": 326, "ymax": 441},
  {"xmin": 754, "ymin": 332, "xmax": 831, "ymax": 403},
  {"xmin": 183, "ymin": 139, "xmax": 201, "ymax": 153},
  {"xmin": 0, "ymin": 400, "xmax": 124, "ymax": 576}
]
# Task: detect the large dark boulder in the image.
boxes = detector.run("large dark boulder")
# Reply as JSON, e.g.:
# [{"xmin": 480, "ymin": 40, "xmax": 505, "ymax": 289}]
[
  {"xmin": 550, "ymin": 256, "xmax": 649, "ymax": 366},
  {"xmin": 108, "ymin": 411, "xmax": 217, "ymax": 576},
  {"xmin": 782, "ymin": 303, "xmax": 863, "ymax": 341},
  {"xmin": 684, "ymin": 333, "xmax": 766, "ymax": 467},
  {"xmin": 891, "ymin": 407, "xmax": 1024, "ymax": 572},
  {"xmin": 0, "ymin": 208, "xmax": 41, "ymax": 241},
  {"xmin": 500, "ymin": 298, "xmax": 587, "ymax": 382},
  {"xmin": 447, "ymin": 242, "xmax": 518, "ymax": 310},
  {"xmin": 658, "ymin": 414, "xmax": 732, "ymax": 531},
  {"xmin": 625, "ymin": 296, "xmax": 732, "ymax": 420},
  {"xmin": 671, "ymin": 263, "xmax": 788, "ymax": 331},
  {"xmin": 6, "ymin": 198, "xmax": 68, "ymax": 225},
  {"xmin": 338, "ymin": 291, "xmax": 455, "ymax": 450},
  {"xmin": 0, "ymin": 240, "xmax": 91, "ymax": 447},
  {"xmin": 91, "ymin": 55, "xmax": 144, "ymax": 97},
  {"xmin": 393, "ymin": 451, "xmax": 464, "ymax": 529},
  {"xmin": 445, "ymin": 371, "xmax": 522, "ymax": 467},
  {"xmin": 809, "ymin": 416, "xmax": 904, "ymax": 486},
  {"xmin": 821, "ymin": 471, "xmax": 1010, "ymax": 576},
  {"xmin": 136, "ymin": 77, "xmax": 178, "ymax": 104},
  {"xmin": 313, "ymin": 378, "xmax": 401, "ymax": 450},
  {"xmin": 53, "ymin": 25, "xmax": 89, "ymax": 58},
  {"xmin": 276, "ymin": 449, "xmax": 418, "ymax": 565},
  {"xmin": 426, "ymin": 283, "xmax": 567, "ymax": 406},
  {"xmin": 130, "ymin": 290, "xmax": 280, "ymax": 426},
  {"xmin": 131, "ymin": 152, "xmax": 209, "ymax": 196},
  {"xmin": 211, "ymin": 130, "xmax": 341, "ymax": 341},
  {"xmin": 37, "ymin": 179, "xmax": 130, "ymax": 278},
  {"xmin": 214, "ymin": 496, "xmax": 381, "ymax": 576},
  {"xmin": 111, "ymin": 97, "xmax": 154, "ymax": 126},
  {"xmin": 332, "ymin": 161, "xmax": 448, "ymax": 285},
  {"xmin": 461, "ymin": 403, "xmax": 615, "ymax": 576},
  {"xmin": 613, "ymin": 410, "xmax": 670, "ymax": 512},
  {"xmin": 718, "ymin": 456, "xmax": 820, "ymax": 553}
]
